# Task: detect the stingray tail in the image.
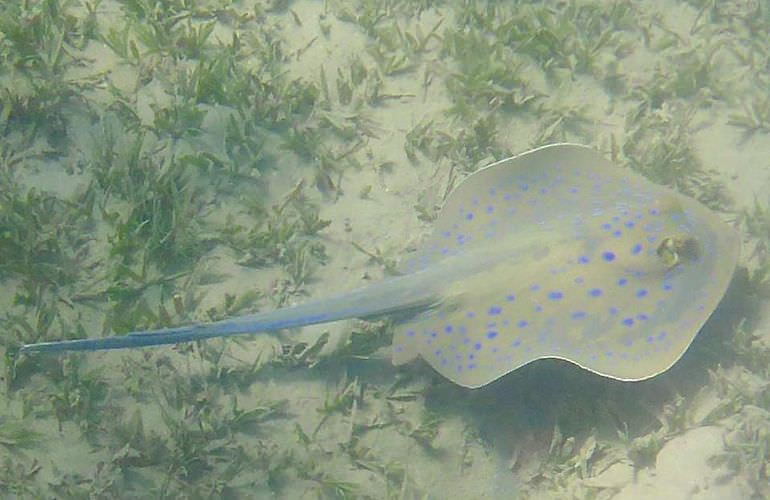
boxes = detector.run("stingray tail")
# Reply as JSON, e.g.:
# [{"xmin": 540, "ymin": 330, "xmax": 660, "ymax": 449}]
[
  {"xmin": 18, "ymin": 316, "xmax": 305, "ymax": 354},
  {"xmin": 19, "ymin": 274, "xmax": 438, "ymax": 355}
]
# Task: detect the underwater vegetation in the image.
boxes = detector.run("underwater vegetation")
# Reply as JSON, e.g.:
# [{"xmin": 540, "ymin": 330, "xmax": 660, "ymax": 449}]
[{"xmin": 0, "ymin": 0, "xmax": 769, "ymax": 497}]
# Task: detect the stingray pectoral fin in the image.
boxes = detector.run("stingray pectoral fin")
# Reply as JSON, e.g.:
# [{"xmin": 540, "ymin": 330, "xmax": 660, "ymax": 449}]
[
  {"xmin": 391, "ymin": 290, "xmax": 466, "ymax": 366},
  {"xmin": 389, "ymin": 300, "xmax": 446, "ymax": 365},
  {"xmin": 392, "ymin": 334, "xmax": 418, "ymax": 365}
]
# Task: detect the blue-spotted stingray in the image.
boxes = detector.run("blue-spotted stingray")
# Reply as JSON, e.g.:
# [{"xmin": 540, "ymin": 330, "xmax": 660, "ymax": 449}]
[{"xmin": 20, "ymin": 144, "xmax": 740, "ymax": 388}]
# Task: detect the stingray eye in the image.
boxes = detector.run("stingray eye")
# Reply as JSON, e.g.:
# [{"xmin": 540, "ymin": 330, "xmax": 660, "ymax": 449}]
[
  {"xmin": 656, "ymin": 238, "xmax": 679, "ymax": 268},
  {"xmin": 657, "ymin": 234, "xmax": 700, "ymax": 269}
]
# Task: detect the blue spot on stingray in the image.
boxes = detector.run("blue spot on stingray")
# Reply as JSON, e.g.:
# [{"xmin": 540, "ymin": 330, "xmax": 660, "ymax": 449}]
[
  {"xmin": 474, "ymin": 342, "xmax": 482, "ymax": 350},
  {"xmin": 571, "ymin": 311, "xmax": 587, "ymax": 320},
  {"xmin": 618, "ymin": 278, "xmax": 628, "ymax": 286},
  {"xmin": 622, "ymin": 317, "xmax": 634, "ymax": 327},
  {"xmin": 610, "ymin": 307, "xmax": 619, "ymax": 315},
  {"xmin": 457, "ymin": 234, "xmax": 466, "ymax": 244},
  {"xmin": 407, "ymin": 330, "xmax": 415, "ymax": 337},
  {"xmin": 517, "ymin": 320, "xmax": 529, "ymax": 328},
  {"xmin": 512, "ymin": 339, "xmax": 522, "ymax": 347},
  {"xmin": 636, "ymin": 289, "xmax": 648, "ymax": 298},
  {"xmin": 658, "ymin": 331, "xmax": 668, "ymax": 341},
  {"xmin": 487, "ymin": 331, "xmax": 498, "ymax": 339},
  {"xmin": 603, "ymin": 251, "xmax": 616, "ymax": 262},
  {"xmin": 506, "ymin": 294, "xmax": 516, "ymax": 302},
  {"xmin": 646, "ymin": 335, "xmax": 655, "ymax": 343},
  {"xmin": 601, "ymin": 223, "xmax": 612, "ymax": 230},
  {"xmin": 521, "ymin": 184, "xmax": 529, "ymax": 191},
  {"xmin": 488, "ymin": 306, "xmax": 502, "ymax": 316},
  {"xmin": 530, "ymin": 284, "xmax": 541, "ymax": 292},
  {"xmin": 637, "ymin": 313, "xmax": 649, "ymax": 321},
  {"xmin": 444, "ymin": 325, "xmax": 453, "ymax": 333},
  {"xmin": 548, "ymin": 291, "xmax": 564, "ymax": 300},
  {"xmin": 589, "ymin": 288, "xmax": 603, "ymax": 297},
  {"xmin": 650, "ymin": 208, "xmax": 660, "ymax": 216},
  {"xmin": 504, "ymin": 193, "xmax": 513, "ymax": 201},
  {"xmin": 468, "ymin": 363, "xmax": 477, "ymax": 370},
  {"xmin": 663, "ymin": 283, "xmax": 673, "ymax": 291},
  {"xmin": 569, "ymin": 187, "xmax": 578, "ymax": 193},
  {"xmin": 632, "ymin": 243, "xmax": 643, "ymax": 255},
  {"xmin": 466, "ymin": 212, "xmax": 474, "ymax": 220},
  {"xmin": 578, "ymin": 255, "xmax": 590, "ymax": 264},
  {"xmin": 486, "ymin": 205, "xmax": 495, "ymax": 214},
  {"xmin": 613, "ymin": 230, "xmax": 623, "ymax": 237},
  {"xmin": 430, "ymin": 331, "xmax": 438, "ymax": 338},
  {"xmin": 625, "ymin": 221, "xmax": 636, "ymax": 228}
]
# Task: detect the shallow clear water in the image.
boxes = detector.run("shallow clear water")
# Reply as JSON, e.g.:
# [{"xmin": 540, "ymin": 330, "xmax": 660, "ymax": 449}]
[{"xmin": 1, "ymin": 0, "xmax": 768, "ymax": 498}]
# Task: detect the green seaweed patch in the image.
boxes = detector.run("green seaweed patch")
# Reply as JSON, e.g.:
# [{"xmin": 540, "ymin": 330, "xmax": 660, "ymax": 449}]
[
  {"xmin": 622, "ymin": 101, "xmax": 729, "ymax": 210},
  {"xmin": 728, "ymin": 94, "xmax": 770, "ymax": 142}
]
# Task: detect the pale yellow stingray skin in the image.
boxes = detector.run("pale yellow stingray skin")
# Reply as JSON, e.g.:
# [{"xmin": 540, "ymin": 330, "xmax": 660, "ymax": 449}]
[
  {"xmin": 20, "ymin": 144, "xmax": 740, "ymax": 391},
  {"xmin": 392, "ymin": 144, "xmax": 739, "ymax": 388}
]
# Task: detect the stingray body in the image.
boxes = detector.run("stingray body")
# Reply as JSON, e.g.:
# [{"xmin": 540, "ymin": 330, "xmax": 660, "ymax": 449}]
[{"xmin": 20, "ymin": 144, "xmax": 740, "ymax": 388}]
